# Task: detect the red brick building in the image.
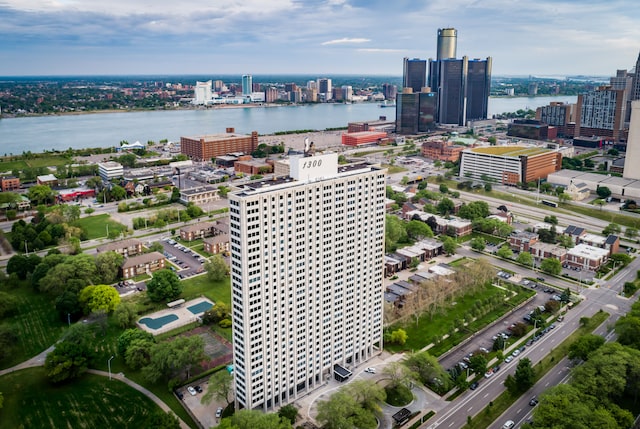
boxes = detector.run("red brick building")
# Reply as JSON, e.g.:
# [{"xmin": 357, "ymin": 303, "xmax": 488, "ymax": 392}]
[
  {"xmin": 341, "ymin": 131, "xmax": 389, "ymax": 146},
  {"xmin": 421, "ymin": 140, "xmax": 464, "ymax": 162},
  {"xmin": 0, "ymin": 176, "xmax": 20, "ymax": 192},
  {"xmin": 203, "ymin": 234, "xmax": 230, "ymax": 254},
  {"xmin": 180, "ymin": 130, "xmax": 258, "ymax": 161},
  {"xmin": 234, "ymin": 157, "xmax": 274, "ymax": 175}
]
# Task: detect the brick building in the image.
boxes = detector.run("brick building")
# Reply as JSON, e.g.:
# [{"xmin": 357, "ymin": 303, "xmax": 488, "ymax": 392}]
[
  {"xmin": 341, "ymin": 131, "xmax": 389, "ymax": 146},
  {"xmin": 121, "ymin": 252, "xmax": 165, "ymax": 279},
  {"xmin": 97, "ymin": 239, "xmax": 144, "ymax": 258},
  {"xmin": 203, "ymin": 234, "xmax": 230, "ymax": 254},
  {"xmin": 180, "ymin": 130, "xmax": 258, "ymax": 161},
  {"xmin": 421, "ymin": 140, "xmax": 465, "ymax": 162},
  {"xmin": 0, "ymin": 176, "xmax": 20, "ymax": 192}
]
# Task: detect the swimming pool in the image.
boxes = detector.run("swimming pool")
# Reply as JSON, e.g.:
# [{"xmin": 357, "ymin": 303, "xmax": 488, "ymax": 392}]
[
  {"xmin": 138, "ymin": 314, "xmax": 179, "ymax": 330},
  {"xmin": 187, "ymin": 300, "xmax": 214, "ymax": 315}
]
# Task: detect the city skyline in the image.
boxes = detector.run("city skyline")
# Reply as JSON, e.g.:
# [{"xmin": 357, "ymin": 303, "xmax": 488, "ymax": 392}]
[{"xmin": 1, "ymin": 1, "xmax": 639, "ymax": 76}]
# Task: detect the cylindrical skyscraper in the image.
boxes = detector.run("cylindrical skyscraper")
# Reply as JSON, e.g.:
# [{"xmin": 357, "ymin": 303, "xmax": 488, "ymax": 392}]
[{"xmin": 437, "ymin": 28, "xmax": 457, "ymax": 60}]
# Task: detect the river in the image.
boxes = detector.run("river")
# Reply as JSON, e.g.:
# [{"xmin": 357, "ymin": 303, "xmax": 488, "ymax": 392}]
[{"xmin": 0, "ymin": 96, "xmax": 577, "ymax": 155}]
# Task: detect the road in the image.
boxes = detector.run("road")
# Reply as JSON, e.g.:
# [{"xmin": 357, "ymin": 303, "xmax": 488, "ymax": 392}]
[{"xmin": 422, "ymin": 257, "xmax": 636, "ymax": 429}]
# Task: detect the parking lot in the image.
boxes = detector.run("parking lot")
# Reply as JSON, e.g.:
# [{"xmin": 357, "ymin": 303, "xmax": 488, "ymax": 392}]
[
  {"xmin": 439, "ymin": 274, "xmax": 565, "ymax": 379},
  {"xmin": 160, "ymin": 238, "xmax": 208, "ymax": 279}
]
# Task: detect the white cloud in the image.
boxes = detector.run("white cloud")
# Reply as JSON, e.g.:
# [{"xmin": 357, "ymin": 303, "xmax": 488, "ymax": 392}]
[
  {"xmin": 321, "ymin": 38, "xmax": 371, "ymax": 46},
  {"xmin": 357, "ymin": 48, "xmax": 405, "ymax": 53}
]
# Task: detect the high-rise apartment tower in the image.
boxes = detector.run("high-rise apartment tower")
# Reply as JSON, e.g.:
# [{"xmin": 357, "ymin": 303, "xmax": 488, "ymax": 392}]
[
  {"xmin": 242, "ymin": 75, "xmax": 253, "ymax": 96},
  {"xmin": 229, "ymin": 153, "xmax": 386, "ymax": 411}
]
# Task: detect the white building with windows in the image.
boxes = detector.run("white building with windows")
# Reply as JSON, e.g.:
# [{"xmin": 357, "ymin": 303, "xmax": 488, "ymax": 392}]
[
  {"xmin": 193, "ymin": 80, "xmax": 213, "ymax": 105},
  {"xmin": 229, "ymin": 152, "xmax": 386, "ymax": 411},
  {"xmin": 98, "ymin": 161, "xmax": 124, "ymax": 182}
]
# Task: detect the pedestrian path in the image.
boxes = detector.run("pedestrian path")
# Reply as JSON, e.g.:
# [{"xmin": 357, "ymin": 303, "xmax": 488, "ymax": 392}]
[{"xmin": 0, "ymin": 345, "xmax": 191, "ymax": 429}]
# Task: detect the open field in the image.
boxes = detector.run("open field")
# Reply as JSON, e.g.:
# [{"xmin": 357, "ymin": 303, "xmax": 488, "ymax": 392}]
[
  {"xmin": 0, "ymin": 285, "xmax": 66, "ymax": 370},
  {"xmin": 0, "ymin": 155, "xmax": 70, "ymax": 173},
  {"xmin": 0, "ymin": 368, "xmax": 165, "ymax": 428},
  {"xmin": 72, "ymin": 214, "xmax": 127, "ymax": 240}
]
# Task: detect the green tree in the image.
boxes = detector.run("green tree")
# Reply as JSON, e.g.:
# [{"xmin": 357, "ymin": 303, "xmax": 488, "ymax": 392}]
[
  {"xmin": 278, "ymin": 404, "xmax": 298, "ymax": 426},
  {"xmin": 557, "ymin": 192, "xmax": 571, "ymax": 204},
  {"xmin": 385, "ymin": 215, "xmax": 408, "ymax": 251},
  {"xmin": 469, "ymin": 354, "xmax": 488, "ymax": 375},
  {"xmin": 389, "ymin": 328, "xmax": 408, "ymax": 345},
  {"xmin": 603, "ymin": 222, "xmax": 622, "ymax": 235},
  {"xmin": 496, "ymin": 245, "xmax": 513, "ymax": 259},
  {"xmin": 317, "ymin": 391, "xmax": 374, "ymax": 429},
  {"xmin": 504, "ymin": 357, "xmax": 534, "ymax": 393},
  {"xmin": 382, "ymin": 361, "xmax": 416, "ymax": 390},
  {"xmin": 0, "ymin": 326, "xmax": 18, "ymax": 361},
  {"xmin": 470, "ymin": 237, "xmax": 486, "ymax": 252},
  {"xmin": 113, "ymin": 301, "xmax": 138, "ymax": 328},
  {"xmin": 442, "ymin": 237, "xmax": 457, "ymax": 255},
  {"xmin": 201, "ymin": 370, "xmax": 235, "ymax": 407},
  {"xmin": 78, "ymin": 285, "xmax": 121, "ymax": 314},
  {"xmin": 170, "ymin": 187, "xmax": 180, "ymax": 203},
  {"xmin": 202, "ymin": 302, "xmax": 230, "ymax": 325},
  {"xmin": 516, "ymin": 251, "xmax": 533, "ymax": 266},
  {"xmin": 223, "ymin": 409, "xmax": 292, "ymax": 429},
  {"xmin": 94, "ymin": 251, "xmax": 124, "ymax": 284},
  {"xmin": 205, "ymin": 254, "xmax": 229, "ymax": 282},
  {"xmin": 596, "ymin": 186, "xmax": 612, "ymax": 199},
  {"xmin": 625, "ymin": 227, "xmax": 638, "ymax": 239},
  {"xmin": 39, "ymin": 253, "xmax": 98, "ymax": 296},
  {"xmin": 6, "ymin": 254, "xmax": 42, "ymax": 280},
  {"xmin": 27, "ymin": 184, "xmax": 55, "ymax": 206},
  {"xmin": 44, "ymin": 324, "xmax": 96, "ymax": 383},
  {"xmin": 345, "ymin": 379, "xmax": 386, "ymax": 414},
  {"xmin": 403, "ymin": 352, "xmax": 450, "ymax": 389},
  {"xmin": 117, "ymin": 328, "xmax": 156, "ymax": 356},
  {"xmin": 146, "ymin": 269, "xmax": 182, "ymax": 302},
  {"xmin": 437, "ymin": 197, "xmax": 455, "ymax": 216},
  {"xmin": 143, "ymin": 411, "xmax": 181, "ymax": 429},
  {"xmin": 568, "ymin": 334, "xmax": 605, "ymax": 362},
  {"xmin": 439, "ymin": 184, "xmax": 449, "ymax": 194},
  {"xmin": 540, "ymin": 257, "xmax": 562, "ymax": 275},
  {"xmin": 405, "ymin": 220, "xmax": 433, "ymax": 240},
  {"xmin": 141, "ymin": 335, "xmax": 206, "ymax": 382},
  {"xmin": 111, "ymin": 185, "xmax": 127, "ymax": 201},
  {"xmin": 458, "ymin": 201, "xmax": 490, "ymax": 220}
]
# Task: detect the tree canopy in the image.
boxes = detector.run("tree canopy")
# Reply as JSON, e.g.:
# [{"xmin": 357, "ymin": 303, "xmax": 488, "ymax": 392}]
[
  {"xmin": 146, "ymin": 269, "xmax": 182, "ymax": 302},
  {"xmin": 78, "ymin": 285, "xmax": 121, "ymax": 314}
]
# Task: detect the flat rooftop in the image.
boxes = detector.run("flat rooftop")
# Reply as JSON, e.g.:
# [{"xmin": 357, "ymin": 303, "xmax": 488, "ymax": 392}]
[
  {"xmin": 182, "ymin": 133, "xmax": 249, "ymax": 141},
  {"xmin": 469, "ymin": 146, "xmax": 551, "ymax": 157}
]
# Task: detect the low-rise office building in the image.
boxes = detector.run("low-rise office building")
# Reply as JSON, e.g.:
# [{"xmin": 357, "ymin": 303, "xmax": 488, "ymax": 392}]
[
  {"xmin": 509, "ymin": 231, "xmax": 539, "ymax": 252},
  {"xmin": 179, "ymin": 186, "xmax": 220, "ymax": 205},
  {"xmin": 566, "ymin": 244, "xmax": 609, "ymax": 270},
  {"xmin": 421, "ymin": 140, "xmax": 465, "ymax": 162},
  {"xmin": 36, "ymin": 174, "xmax": 58, "ymax": 186},
  {"xmin": 98, "ymin": 162, "xmax": 124, "ymax": 182},
  {"xmin": 459, "ymin": 146, "xmax": 562, "ymax": 185},
  {"xmin": 529, "ymin": 242, "xmax": 567, "ymax": 262}
]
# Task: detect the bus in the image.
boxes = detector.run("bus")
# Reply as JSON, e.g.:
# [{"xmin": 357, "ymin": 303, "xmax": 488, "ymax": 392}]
[{"xmin": 541, "ymin": 200, "xmax": 558, "ymax": 208}]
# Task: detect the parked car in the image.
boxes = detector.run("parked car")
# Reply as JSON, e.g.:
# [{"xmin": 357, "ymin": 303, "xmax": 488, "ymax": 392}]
[
  {"xmin": 505, "ymin": 356, "xmax": 514, "ymax": 363},
  {"xmin": 187, "ymin": 386, "xmax": 197, "ymax": 396},
  {"xmin": 216, "ymin": 407, "xmax": 223, "ymax": 418},
  {"xmin": 364, "ymin": 367, "xmax": 376, "ymax": 374},
  {"xmin": 195, "ymin": 385, "xmax": 203, "ymax": 393},
  {"xmin": 470, "ymin": 381, "xmax": 479, "ymax": 390}
]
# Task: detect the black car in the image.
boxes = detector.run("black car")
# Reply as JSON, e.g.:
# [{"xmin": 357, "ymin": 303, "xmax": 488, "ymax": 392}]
[
  {"xmin": 529, "ymin": 397, "xmax": 539, "ymax": 406},
  {"xmin": 195, "ymin": 385, "xmax": 203, "ymax": 393},
  {"xmin": 470, "ymin": 382, "xmax": 479, "ymax": 390},
  {"xmin": 537, "ymin": 277, "xmax": 546, "ymax": 282}
]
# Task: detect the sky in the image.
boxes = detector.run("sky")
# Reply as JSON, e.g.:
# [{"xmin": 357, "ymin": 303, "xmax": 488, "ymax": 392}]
[{"xmin": 1, "ymin": 0, "xmax": 639, "ymax": 77}]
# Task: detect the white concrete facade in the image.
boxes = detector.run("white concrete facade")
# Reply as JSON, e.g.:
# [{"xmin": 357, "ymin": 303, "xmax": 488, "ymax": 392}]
[
  {"xmin": 98, "ymin": 161, "xmax": 124, "ymax": 181},
  {"xmin": 625, "ymin": 100, "xmax": 640, "ymax": 180},
  {"xmin": 229, "ymin": 153, "xmax": 386, "ymax": 410}
]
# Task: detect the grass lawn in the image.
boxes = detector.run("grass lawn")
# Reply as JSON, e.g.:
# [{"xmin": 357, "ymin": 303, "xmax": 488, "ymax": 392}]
[
  {"xmin": 181, "ymin": 274, "xmax": 231, "ymax": 306},
  {"xmin": 26, "ymin": 156, "xmax": 70, "ymax": 168},
  {"xmin": 0, "ymin": 285, "xmax": 67, "ymax": 370},
  {"xmin": 0, "ymin": 367, "xmax": 166, "ymax": 428},
  {"xmin": 383, "ymin": 164, "xmax": 408, "ymax": 174},
  {"xmin": 72, "ymin": 214, "xmax": 127, "ymax": 240},
  {"xmin": 386, "ymin": 284, "xmax": 534, "ymax": 354},
  {"xmin": 0, "ymin": 159, "xmax": 28, "ymax": 173}
]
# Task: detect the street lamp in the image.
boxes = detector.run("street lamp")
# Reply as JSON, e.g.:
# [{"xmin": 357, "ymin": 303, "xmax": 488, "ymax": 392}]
[{"xmin": 108, "ymin": 355, "xmax": 114, "ymax": 381}]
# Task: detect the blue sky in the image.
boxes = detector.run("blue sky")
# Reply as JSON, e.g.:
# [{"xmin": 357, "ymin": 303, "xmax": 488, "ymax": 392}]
[{"xmin": 0, "ymin": 0, "xmax": 639, "ymax": 76}]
